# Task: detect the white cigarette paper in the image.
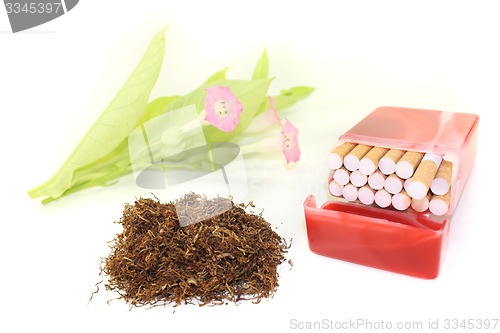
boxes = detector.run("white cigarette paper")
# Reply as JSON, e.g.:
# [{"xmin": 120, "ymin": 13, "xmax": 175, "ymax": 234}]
[{"xmin": 327, "ymin": 142, "xmax": 357, "ymax": 170}]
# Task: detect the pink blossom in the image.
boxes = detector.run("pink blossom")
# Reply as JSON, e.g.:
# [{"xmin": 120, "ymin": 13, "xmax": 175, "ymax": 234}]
[
  {"xmin": 267, "ymin": 96, "xmax": 282, "ymax": 126},
  {"xmin": 204, "ymin": 86, "xmax": 243, "ymax": 133},
  {"xmin": 281, "ymin": 119, "xmax": 300, "ymax": 164},
  {"xmin": 242, "ymin": 96, "xmax": 282, "ymax": 134}
]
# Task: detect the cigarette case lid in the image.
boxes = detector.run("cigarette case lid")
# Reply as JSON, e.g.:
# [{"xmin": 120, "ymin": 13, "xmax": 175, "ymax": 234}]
[{"xmin": 340, "ymin": 106, "xmax": 477, "ymax": 154}]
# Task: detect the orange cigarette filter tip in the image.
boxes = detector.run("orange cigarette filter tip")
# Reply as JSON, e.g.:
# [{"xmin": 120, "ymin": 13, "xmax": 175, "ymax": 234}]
[
  {"xmin": 343, "ymin": 144, "xmax": 373, "ymax": 171},
  {"xmin": 395, "ymin": 151, "xmax": 425, "ymax": 179},
  {"xmin": 431, "ymin": 160, "xmax": 453, "ymax": 195},
  {"xmin": 406, "ymin": 153, "xmax": 443, "ymax": 200},
  {"xmin": 327, "ymin": 142, "xmax": 357, "ymax": 170},
  {"xmin": 379, "ymin": 149, "xmax": 406, "ymax": 175},
  {"xmin": 359, "ymin": 146, "xmax": 389, "ymax": 176}
]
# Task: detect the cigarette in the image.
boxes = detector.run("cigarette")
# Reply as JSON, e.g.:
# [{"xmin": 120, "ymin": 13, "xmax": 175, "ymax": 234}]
[
  {"xmin": 429, "ymin": 191, "xmax": 451, "ymax": 216},
  {"xmin": 403, "ymin": 178, "xmax": 411, "ymax": 192},
  {"xmin": 333, "ymin": 167, "xmax": 351, "ymax": 186},
  {"xmin": 411, "ymin": 192, "xmax": 432, "ymax": 212},
  {"xmin": 379, "ymin": 149, "xmax": 406, "ymax": 175},
  {"xmin": 343, "ymin": 144, "xmax": 373, "ymax": 171},
  {"xmin": 350, "ymin": 170, "xmax": 368, "ymax": 187},
  {"xmin": 384, "ymin": 173, "xmax": 404, "ymax": 195},
  {"xmin": 326, "ymin": 142, "xmax": 357, "ymax": 170},
  {"xmin": 392, "ymin": 190, "xmax": 411, "ymax": 211},
  {"xmin": 358, "ymin": 185, "xmax": 375, "ymax": 205},
  {"xmin": 329, "ymin": 180, "xmax": 344, "ymax": 197},
  {"xmin": 431, "ymin": 160, "xmax": 453, "ymax": 195},
  {"xmin": 406, "ymin": 153, "xmax": 443, "ymax": 200},
  {"xmin": 374, "ymin": 189, "xmax": 392, "ymax": 208},
  {"xmin": 368, "ymin": 170, "xmax": 387, "ymax": 190},
  {"xmin": 358, "ymin": 146, "xmax": 389, "ymax": 176},
  {"xmin": 395, "ymin": 151, "xmax": 425, "ymax": 179},
  {"xmin": 342, "ymin": 183, "xmax": 358, "ymax": 202}
]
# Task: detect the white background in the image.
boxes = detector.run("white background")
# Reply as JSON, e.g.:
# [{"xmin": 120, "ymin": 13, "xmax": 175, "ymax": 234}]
[{"xmin": 1, "ymin": 1, "xmax": 499, "ymax": 332}]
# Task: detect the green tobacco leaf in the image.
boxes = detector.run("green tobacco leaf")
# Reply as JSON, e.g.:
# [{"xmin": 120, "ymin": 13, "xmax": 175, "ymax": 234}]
[
  {"xmin": 138, "ymin": 95, "xmax": 181, "ymax": 125},
  {"xmin": 28, "ymin": 27, "xmax": 167, "ymax": 201},
  {"xmin": 204, "ymin": 67, "xmax": 230, "ymax": 84},
  {"xmin": 272, "ymin": 86, "xmax": 315, "ymax": 111},
  {"xmin": 251, "ymin": 49, "xmax": 269, "ymax": 80}
]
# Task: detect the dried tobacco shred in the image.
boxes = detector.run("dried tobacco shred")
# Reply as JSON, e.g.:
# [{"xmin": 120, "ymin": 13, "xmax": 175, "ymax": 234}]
[{"xmin": 98, "ymin": 193, "xmax": 290, "ymax": 307}]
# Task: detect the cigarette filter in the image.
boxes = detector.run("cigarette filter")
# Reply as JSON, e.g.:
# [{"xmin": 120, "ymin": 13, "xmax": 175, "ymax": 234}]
[
  {"xmin": 329, "ymin": 180, "xmax": 344, "ymax": 197},
  {"xmin": 368, "ymin": 171, "xmax": 387, "ymax": 190},
  {"xmin": 358, "ymin": 146, "xmax": 389, "ymax": 176},
  {"xmin": 374, "ymin": 189, "xmax": 392, "ymax": 208},
  {"xmin": 350, "ymin": 170, "xmax": 368, "ymax": 187},
  {"xmin": 395, "ymin": 151, "xmax": 425, "ymax": 179},
  {"xmin": 429, "ymin": 191, "xmax": 451, "ymax": 216},
  {"xmin": 411, "ymin": 193, "xmax": 432, "ymax": 212},
  {"xmin": 384, "ymin": 173, "xmax": 404, "ymax": 195},
  {"xmin": 431, "ymin": 160, "xmax": 453, "ymax": 196},
  {"xmin": 343, "ymin": 144, "xmax": 373, "ymax": 171},
  {"xmin": 342, "ymin": 184, "xmax": 358, "ymax": 202},
  {"xmin": 358, "ymin": 185, "xmax": 375, "ymax": 205},
  {"xmin": 392, "ymin": 190, "xmax": 411, "ymax": 211},
  {"xmin": 379, "ymin": 149, "xmax": 406, "ymax": 175},
  {"xmin": 327, "ymin": 142, "xmax": 357, "ymax": 170},
  {"xmin": 333, "ymin": 167, "xmax": 350, "ymax": 186}
]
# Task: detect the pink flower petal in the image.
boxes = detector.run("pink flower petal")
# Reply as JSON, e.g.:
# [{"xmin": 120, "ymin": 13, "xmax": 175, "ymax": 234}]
[
  {"xmin": 242, "ymin": 96, "xmax": 282, "ymax": 134},
  {"xmin": 281, "ymin": 119, "xmax": 301, "ymax": 164},
  {"xmin": 204, "ymin": 86, "xmax": 243, "ymax": 133},
  {"xmin": 268, "ymin": 96, "xmax": 282, "ymax": 126}
]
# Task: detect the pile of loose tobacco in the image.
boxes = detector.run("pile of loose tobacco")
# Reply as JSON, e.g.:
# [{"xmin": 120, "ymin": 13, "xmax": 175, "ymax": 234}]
[{"xmin": 95, "ymin": 193, "xmax": 290, "ymax": 307}]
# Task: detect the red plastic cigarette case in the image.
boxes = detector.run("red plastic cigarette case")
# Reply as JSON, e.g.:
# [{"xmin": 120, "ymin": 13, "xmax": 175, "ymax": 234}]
[{"xmin": 304, "ymin": 106, "xmax": 479, "ymax": 279}]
